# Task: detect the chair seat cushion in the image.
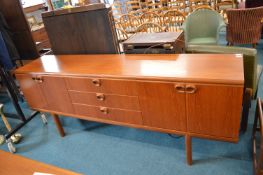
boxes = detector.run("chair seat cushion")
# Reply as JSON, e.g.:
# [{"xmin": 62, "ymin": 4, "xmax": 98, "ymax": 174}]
[{"xmin": 188, "ymin": 37, "xmax": 217, "ymax": 45}]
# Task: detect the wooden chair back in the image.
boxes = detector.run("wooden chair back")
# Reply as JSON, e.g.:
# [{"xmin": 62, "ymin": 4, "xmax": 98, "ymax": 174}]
[
  {"xmin": 189, "ymin": 0, "xmax": 210, "ymax": 12},
  {"xmin": 163, "ymin": 10, "xmax": 185, "ymax": 31},
  {"xmin": 150, "ymin": 0, "xmax": 168, "ymax": 14},
  {"xmin": 129, "ymin": 9, "xmax": 144, "ymax": 17},
  {"xmin": 111, "ymin": 1, "xmax": 123, "ymax": 20},
  {"xmin": 194, "ymin": 5, "xmax": 214, "ymax": 11},
  {"xmin": 140, "ymin": 12, "xmax": 162, "ymax": 25},
  {"xmin": 119, "ymin": 14, "xmax": 141, "ymax": 34},
  {"xmin": 136, "ymin": 22, "xmax": 165, "ymax": 33},
  {"xmin": 216, "ymin": 0, "xmax": 235, "ymax": 20},
  {"xmin": 167, "ymin": 0, "xmax": 187, "ymax": 14},
  {"xmin": 253, "ymin": 98, "xmax": 263, "ymax": 175},
  {"xmin": 126, "ymin": 0, "xmax": 141, "ymax": 12},
  {"xmin": 115, "ymin": 28, "xmax": 129, "ymax": 42}
]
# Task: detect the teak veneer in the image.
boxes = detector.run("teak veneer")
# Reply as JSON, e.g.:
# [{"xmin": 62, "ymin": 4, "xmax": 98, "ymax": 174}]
[
  {"xmin": 15, "ymin": 54, "xmax": 244, "ymax": 165},
  {"xmin": 0, "ymin": 150, "xmax": 79, "ymax": 175}
]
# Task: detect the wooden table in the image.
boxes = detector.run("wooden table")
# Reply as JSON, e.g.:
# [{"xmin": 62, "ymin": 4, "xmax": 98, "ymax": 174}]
[
  {"xmin": 0, "ymin": 150, "xmax": 80, "ymax": 175},
  {"xmin": 123, "ymin": 32, "xmax": 185, "ymax": 54},
  {"xmin": 14, "ymin": 54, "xmax": 244, "ymax": 165}
]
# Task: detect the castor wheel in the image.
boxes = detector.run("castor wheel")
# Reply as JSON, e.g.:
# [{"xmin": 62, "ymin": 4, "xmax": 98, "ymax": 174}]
[
  {"xmin": 40, "ymin": 113, "xmax": 48, "ymax": 125},
  {"xmin": 0, "ymin": 104, "xmax": 23, "ymax": 144},
  {"xmin": 10, "ymin": 133, "xmax": 22, "ymax": 144},
  {"xmin": 6, "ymin": 139, "xmax": 16, "ymax": 153}
]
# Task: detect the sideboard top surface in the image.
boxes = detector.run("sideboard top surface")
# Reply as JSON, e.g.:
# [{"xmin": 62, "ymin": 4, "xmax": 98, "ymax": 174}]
[{"xmin": 15, "ymin": 54, "xmax": 244, "ymax": 85}]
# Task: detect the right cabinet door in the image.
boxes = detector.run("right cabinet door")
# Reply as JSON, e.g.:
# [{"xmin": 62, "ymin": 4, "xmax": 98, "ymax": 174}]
[{"xmin": 186, "ymin": 83, "xmax": 243, "ymax": 139}]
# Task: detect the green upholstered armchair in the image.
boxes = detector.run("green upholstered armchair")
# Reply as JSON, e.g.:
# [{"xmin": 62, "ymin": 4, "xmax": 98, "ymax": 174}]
[
  {"xmin": 182, "ymin": 9, "xmax": 225, "ymax": 46},
  {"xmin": 186, "ymin": 44, "xmax": 263, "ymax": 132}
]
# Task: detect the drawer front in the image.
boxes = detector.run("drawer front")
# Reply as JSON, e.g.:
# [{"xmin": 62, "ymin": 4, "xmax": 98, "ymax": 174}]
[
  {"xmin": 69, "ymin": 91, "xmax": 140, "ymax": 111},
  {"xmin": 65, "ymin": 77, "xmax": 138, "ymax": 96},
  {"xmin": 73, "ymin": 104, "xmax": 142, "ymax": 125}
]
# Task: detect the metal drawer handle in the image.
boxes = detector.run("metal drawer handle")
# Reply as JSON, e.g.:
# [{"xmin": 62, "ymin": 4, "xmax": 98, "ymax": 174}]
[
  {"xmin": 175, "ymin": 84, "xmax": 185, "ymax": 93},
  {"xmin": 96, "ymin": 93, "xmax": 105, "ymax": 101},
  {"xmin": 99, "ymin": 107, "xmax": 108, "ymax": 114},
  {"xmin": 92, "ymin": 79, "xmax": 101, "ymax": 87},
  {"xmin": 185, "ymin": 85, "xmax": 197, "ymax": 94}
]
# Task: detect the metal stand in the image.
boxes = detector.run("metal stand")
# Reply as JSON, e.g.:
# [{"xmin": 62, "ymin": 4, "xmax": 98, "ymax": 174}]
[{"xmin": 0, "ymin": 66, "xmax": 43, "ymax": 153}]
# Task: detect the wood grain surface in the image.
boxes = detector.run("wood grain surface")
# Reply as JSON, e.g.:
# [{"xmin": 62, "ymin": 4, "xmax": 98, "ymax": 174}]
[
  {"xmin": 15, "ymin": 54, "xmax": 244, "ymax": 85},
  {"xmin": 0, "ymin": 150, "xmax": 80, "ymax": 175}
]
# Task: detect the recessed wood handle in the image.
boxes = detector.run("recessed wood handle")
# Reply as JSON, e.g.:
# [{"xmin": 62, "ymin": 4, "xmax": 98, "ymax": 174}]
[
  {"xmin": 36, "ymin": 77, "xmax": 43, "ymax": 83},
  {"xmin": 185, "ymin": 85, "xmax": 197, "ymax": 94},
  {"xmin": 99, "ymin": 107, "xmax": 108, "ymax": 114},
  {"xmin": 175, "ymin": 84, "xmax": 185, "ymax": 93},
  {"xmin": 96, "ymin": 93, "xmax": 105, "ymax": 101},
  {"xmin": 32, "ymin": 77, "xmax": 36, "ymax": 81},
  {"xmin": 92, "ymin": 79, "xmax": 101, "ymax": 87}
]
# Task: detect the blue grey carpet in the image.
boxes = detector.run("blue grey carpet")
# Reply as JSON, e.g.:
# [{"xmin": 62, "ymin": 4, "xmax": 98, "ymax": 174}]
[{"xmin": 0, "ymin": 34, "xmax": 262, "ymax": 175}]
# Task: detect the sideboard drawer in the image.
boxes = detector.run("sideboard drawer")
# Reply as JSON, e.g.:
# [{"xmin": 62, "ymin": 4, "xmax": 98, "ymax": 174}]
[
  {"xmin": 69, "ymin": 91, "xmax": 140, "ymax": 111},
  {"xmin": 65, "ymin": 77, "xmax": 138, "ymax": 96},
  {"xmin": 73, "ymin": 104, "xmax": 142, "ymax": 124}
]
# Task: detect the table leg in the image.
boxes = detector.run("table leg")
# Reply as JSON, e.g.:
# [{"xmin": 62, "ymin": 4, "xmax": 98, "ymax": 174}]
[
  {"xmin": 186, "ymin": 135, "xmax": 192, "ymax": 165},
  {"xmin": 51, "ymin": 114, "xmax": 65, "ymax": 137}
]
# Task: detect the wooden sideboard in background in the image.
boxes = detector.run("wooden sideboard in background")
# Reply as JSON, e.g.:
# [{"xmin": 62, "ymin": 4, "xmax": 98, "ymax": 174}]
[
  {"xmin": 32, "ymin": 27, "xmax": 51, "ymax": 52},
  {"xmin": 15, "ymin": 54, "xmax": 244, "ymax": 165}
]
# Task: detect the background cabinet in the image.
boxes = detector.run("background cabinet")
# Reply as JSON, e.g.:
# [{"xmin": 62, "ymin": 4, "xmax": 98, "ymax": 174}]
[{"xmin": 42, "ymin": 4, "xmax": 118, "ymax": 54}]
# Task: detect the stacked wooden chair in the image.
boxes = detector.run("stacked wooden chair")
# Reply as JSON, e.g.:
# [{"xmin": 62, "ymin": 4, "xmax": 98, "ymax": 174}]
[
  {"xmin": 163, "ymin": 10, "xmax": 186, "ymax": 32},
  {"xmin": 109, "ymin": 0, "xmax": 237, "ymax": 44}
]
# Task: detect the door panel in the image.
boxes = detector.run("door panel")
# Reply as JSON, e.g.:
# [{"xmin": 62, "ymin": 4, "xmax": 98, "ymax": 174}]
[
  {"xmin": 186, "ymin": 84, "xmax": 243, "ymax": 139},
  {"xmin": 16, "ymin": 74, "xmax": 47, "ymax": 109},
  {"xmin": 38, "ymin": 76, "xmax": 74, "ymax": 114},
  {"xmin": 138, "ymin": 82, "xmax": 187, "ymax": 131}
]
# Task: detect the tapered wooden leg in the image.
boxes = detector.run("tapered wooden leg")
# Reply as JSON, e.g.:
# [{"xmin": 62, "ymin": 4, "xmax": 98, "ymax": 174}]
[
  {"xmin": 186, "ymin": 135, "xmax": 192, "ymax": 165},
  {"xmin": 241, "ymin": 88, "xmax": 252, "ymax": 132},
  {"xmin": 51, "ymin": 114, "xmax": 65, "ymax": 137}
]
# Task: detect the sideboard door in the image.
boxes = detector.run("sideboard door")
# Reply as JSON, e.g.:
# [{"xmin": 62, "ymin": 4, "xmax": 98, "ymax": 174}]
[
  {"xmin": 186, "ymin": 84, "xmax": 243, "ymax": 139},
  {"xmin": 138, "ymin": 82, "xmax": 187, "ymax": 131},
  {"xmin": 37, "ymin": 76, "xmax": 74, "ymax": 114},
  {"xmin": 16, "ymin": 74, "xmax": 47, "ymax": 109}
]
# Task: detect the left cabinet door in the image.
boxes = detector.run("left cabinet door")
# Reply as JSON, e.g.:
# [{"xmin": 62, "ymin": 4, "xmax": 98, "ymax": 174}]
[
  {"xmin": 16, "ymin": 74, "xmax": 74, "ymax": 114},
  {"xmin": 37, "ymin": 75, "xmax": 74, "ymax": 114},
  {"xmin": 16, "ymin": 74, "xmax": 48, "ymax": 109}
]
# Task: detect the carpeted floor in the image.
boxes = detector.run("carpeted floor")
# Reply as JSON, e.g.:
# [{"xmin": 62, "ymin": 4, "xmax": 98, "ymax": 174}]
[{"xmin": 0, "ymin": 34, "xmax": 262, "ymax": 175}]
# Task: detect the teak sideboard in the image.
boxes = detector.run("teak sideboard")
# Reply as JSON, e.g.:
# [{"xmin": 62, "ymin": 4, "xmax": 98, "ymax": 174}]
[{"xmin": 15, "ymin": 54, "xmax": 244, "ymax": 165}]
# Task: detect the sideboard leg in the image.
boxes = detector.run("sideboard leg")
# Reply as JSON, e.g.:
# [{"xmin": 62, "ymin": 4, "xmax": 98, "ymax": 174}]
[
  {"xmin": 51, "ymin": 114, "xmax": 65, "ymax": 137},
  {"xmin": 186, "ymin": 135, "xmax": 192, "ymax": 165}
]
